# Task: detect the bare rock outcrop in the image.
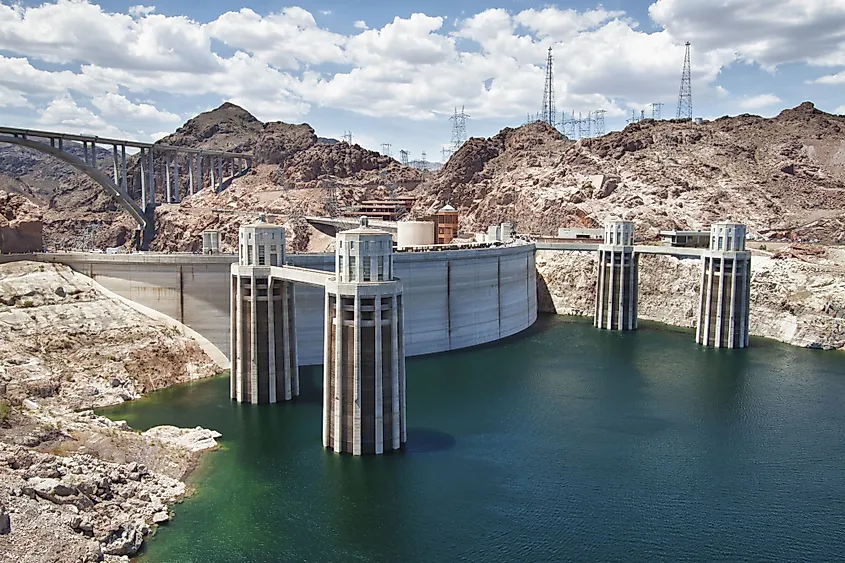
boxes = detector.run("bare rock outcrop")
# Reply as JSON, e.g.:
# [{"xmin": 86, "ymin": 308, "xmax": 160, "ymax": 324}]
[{"xmin": 0, "ymin": 192, "xmax": 43, "ymax": 253}]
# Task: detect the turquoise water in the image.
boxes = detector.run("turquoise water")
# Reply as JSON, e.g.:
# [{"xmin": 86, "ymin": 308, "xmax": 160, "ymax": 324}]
[{"xmin": 100, "ymin": 316, "xmax": 845, "ymax": 562}]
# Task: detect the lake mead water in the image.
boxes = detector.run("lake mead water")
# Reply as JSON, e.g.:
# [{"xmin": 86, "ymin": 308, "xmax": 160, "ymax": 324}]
[{"xmin": 100, "ymin": 316, "xmax": 845, "ymax": 562}]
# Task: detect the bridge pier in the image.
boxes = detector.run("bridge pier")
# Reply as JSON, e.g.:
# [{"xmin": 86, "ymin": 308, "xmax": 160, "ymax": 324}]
[
  {"xmin": 230, "ymin": 221, "xmax": 298, "ymax": 403},
  {"xmin": 696, "ymin": 223, "xmax": 751, "ymax": 348},
  {"xmin": 323, "ymin": 218, "xmax": 406, "ymax": 455},
  {"xmin": 594, "ymin": 221, "xmax": 638, "ymax": 331}
]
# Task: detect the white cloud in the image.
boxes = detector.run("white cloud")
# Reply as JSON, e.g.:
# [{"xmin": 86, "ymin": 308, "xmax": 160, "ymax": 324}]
[
  {"xmin": 835, "ymin": 106, "xmax": 845, "ymax": 115},
  {"xmin": 0, "ymin": 85, "xmax": 29, "ymax": 108},
  {"xmin": 0, "ymin": 0, "xmax": 842, "ymax": 138},
  {"xmin": 91, "ymin": 92, "xmax": 180, "ymax": 122},
  {"xmin": 0, "ymin": 0, "xmax": 217, "ymax": 72},
  {"xmin": 514, "ymin": 7, "xmax": 626, "ymax": 39},
  {"xmin": 814, "ymin": 71, "xmax": 845, "ymax": 84},
  {"xmin": 37, "ymin": 94, "xmax": 132, "ymax": 137},
  {"xmin": 128, "ymin": 5, "xmax": 156, "ymax": 17},
  {"xmin": 738, "ymin": 94, "xmax": 782, "ymax": 110},
  {"xmin": 345, "ymin": 14, "xmax": 454, "ymax": 65},
  {"xmin": 649, "ymin": 0, "xmax": 845, "ymax": 70},
  {"xmin": 207, "ymin": 8, "xmax": 346, "ymax": 69}
]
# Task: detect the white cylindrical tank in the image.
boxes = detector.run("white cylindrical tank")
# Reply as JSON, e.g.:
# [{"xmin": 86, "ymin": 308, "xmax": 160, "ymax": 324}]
[{"xmin": 397, "ymin": 221, "xmax": 435, "ymax": 248}]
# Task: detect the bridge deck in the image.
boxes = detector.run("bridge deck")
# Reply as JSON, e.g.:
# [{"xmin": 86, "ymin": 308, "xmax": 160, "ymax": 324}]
[{"xmin": 0, "ymin": 126, "xmax": 250, "ymax": 158}]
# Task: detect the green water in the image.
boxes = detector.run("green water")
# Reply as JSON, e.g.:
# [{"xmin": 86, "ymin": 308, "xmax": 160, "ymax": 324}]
[{"xmin": 100, "ymin": 316, "xmax": 845, "ymax": 562}]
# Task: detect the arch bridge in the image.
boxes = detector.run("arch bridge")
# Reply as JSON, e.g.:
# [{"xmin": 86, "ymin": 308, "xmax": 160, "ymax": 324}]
[{"xmin": 0, "ymin": 126, "xmax": 253, "ymax": 250}]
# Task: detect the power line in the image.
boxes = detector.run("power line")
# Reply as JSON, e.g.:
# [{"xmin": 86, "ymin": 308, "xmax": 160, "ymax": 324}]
[
  {"xmin": 540, "ymin": 47, "xmax": 556, "ymax": 128},
  {"xmin": 676, "ymin": 41, "xmax": 693, "ymax": 120}
]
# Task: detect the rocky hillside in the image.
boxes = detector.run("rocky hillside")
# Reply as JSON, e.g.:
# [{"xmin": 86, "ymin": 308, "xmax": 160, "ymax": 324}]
[
  {"xmin": 2, "ymin": 101, "xmax": 844, "ymax": 250},
  {"xmin": 415, "ymin": 103, "xmax": 845, "ymax": 241},
  {"xmin": 0, "ymin": 260, "xmax": 224, "ymax": 561}
]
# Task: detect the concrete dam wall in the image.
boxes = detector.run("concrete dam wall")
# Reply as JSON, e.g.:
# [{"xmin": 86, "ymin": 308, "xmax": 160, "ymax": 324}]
[{"xmin": 3, "ymin": 244, "xmax": 537, "ymax": 365}]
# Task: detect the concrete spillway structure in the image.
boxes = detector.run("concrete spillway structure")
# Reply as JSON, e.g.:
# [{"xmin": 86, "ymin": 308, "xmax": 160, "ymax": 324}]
[
  {"xmin": 594, "ymin": 221, "xmax": 638, "ymax": 331},
  {"xmin": 323, "ymin": 219, "xmax": 406, "ymax": 455},
  {"xmin": 230, "ymin": 222, "xmax": 299, "ymax": 403},
  {"xmin": 696, "ymin": 223, "xmax": 751, "ymax": 348}
]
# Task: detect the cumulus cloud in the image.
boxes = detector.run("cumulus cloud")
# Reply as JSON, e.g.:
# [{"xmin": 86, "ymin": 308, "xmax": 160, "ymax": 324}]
[
  {"xmin": 91, "ymin": 92, "xmax": 180, "ymax": 123},
  {"xmin": 0, "ymin": 0, "xmax": 217, "ymax": 72},
  {"xmin": 649, "ymin": 0, "xmax": 845, "ymax": 70},
  {"xmin": 0, "ymin": 0, "xmax": 842, "ymax": 139},
  {"xmin": 128, "ymin": 5, "xmax": 156, "ymax": 17},
  {"xmin": 814, "ymin": 71, "xmax": 845, "ymax": 84},
  {"xmin": 738, "ymin": 94, "xmax": 783, "ymax": 110},
  {"xmin": 206, "ymin": 8, "xmax": 346, "ymax": 69}
]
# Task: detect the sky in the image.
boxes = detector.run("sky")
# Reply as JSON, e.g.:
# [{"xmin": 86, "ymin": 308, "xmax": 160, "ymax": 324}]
[{"xmin": 1, "ymin": 0, "xmax": 844, "ymax": 162}]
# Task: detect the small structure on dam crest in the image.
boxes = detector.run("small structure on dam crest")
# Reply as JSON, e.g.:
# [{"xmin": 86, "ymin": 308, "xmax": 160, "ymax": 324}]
[
  {"xmin": 594, "ymin": 220, "xmax": 638, "ymax": 331},
  {"xmin": 230, "ymin": 222, "xmax": 299, "ymax": 403},
  {"xmin": 323, "ymin": 218, "xmax": 407, "ymax": 455},
  {"xmin": 696, "ymin": 223, "xmax": 751, "ymax": 348}
]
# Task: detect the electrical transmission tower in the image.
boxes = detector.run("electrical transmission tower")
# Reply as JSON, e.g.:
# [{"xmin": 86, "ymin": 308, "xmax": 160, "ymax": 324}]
[
  {"xmin": 449, "ymin": 106, "xmax": 470, "ymax": 152},
  {"xmin": 627, "ymin": 110, "xmax": 639, "ymax": 124},
  {"xmin": 399, "ymin": 149, "xmax": 409, "ymax": 166},
  {"xmin": 342, "ymin": 131, "xmax": 353, "ymax": 144},
  {"xmin": 323, "ymin": 177, "xmax": 339, "ymax": 217},
  {"xmin": 381, "ymin": 143, "xmax": 392, "ymax": 157},
  {"xmin": 593, "ymin": 110, "xmax": 607, "ymax": 136},
  {"xmin": 563, "ymin": 111, "xmax": 578, "ymax": 140},
  {"xmin": 640, "ymin": 109, "xmax": 646, "ymax": 122},
  {"xmin": 676, "ymin": 41, "xmax": 692, "ymax": 120},
  {"xmin": 441, "ymin": 147, "xmax": 453, "ymax": 163},
  {"xmin": 419, "ymin": 151, "xmax": 428, "ymax": 173},
  {"xmin": 540, "ymin": 47, "xmax": 556, "ymax": 128},
  {"xmin": 651, "ymin": 102, "xmax": 664, "ymax": 120}
]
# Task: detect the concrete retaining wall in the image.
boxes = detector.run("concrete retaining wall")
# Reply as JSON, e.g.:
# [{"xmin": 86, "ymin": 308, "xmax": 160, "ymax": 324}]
[{"xmin": 2, "ymin": 245, "xmax": 537, "ymax": 365}]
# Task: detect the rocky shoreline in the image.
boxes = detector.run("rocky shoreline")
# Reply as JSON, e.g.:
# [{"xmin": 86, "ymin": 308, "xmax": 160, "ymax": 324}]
[
  {"xmin": 0, "ymin": 261, "xmax": 225, "ymax": 562},
  {"xmin": 536, "ymin": 245, "xmax": 845, "ymax": 351}
]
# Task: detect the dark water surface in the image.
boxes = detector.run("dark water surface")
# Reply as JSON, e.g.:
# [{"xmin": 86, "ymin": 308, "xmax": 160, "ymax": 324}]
[{"xmin": 100, "ymin": 316, "xmax": 845, "ymax": 562}]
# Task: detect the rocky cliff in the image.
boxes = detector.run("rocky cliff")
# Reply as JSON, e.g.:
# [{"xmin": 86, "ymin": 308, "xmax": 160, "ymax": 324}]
[
  {"xmin": 536, "ymin": 246, "xmax": 845, "ymax": 350},
  {"xmin": 0, "ymin": 261, "xmax": 224, "ymax": 561}
]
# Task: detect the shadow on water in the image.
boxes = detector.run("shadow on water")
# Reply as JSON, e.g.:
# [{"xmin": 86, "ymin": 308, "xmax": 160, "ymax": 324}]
[{"xmin": 404, "ymin": 428, "xmax": 456, "ymax": 453}]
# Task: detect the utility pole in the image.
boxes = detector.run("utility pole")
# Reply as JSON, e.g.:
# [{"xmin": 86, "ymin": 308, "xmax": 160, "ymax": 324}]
[
  {"xmin": 676, "ymin": 41, "xmax": 693, "ymax": 120},
  {"xmin": 399, "ymin": 149, "xmax": 409, "ymax": 166}
]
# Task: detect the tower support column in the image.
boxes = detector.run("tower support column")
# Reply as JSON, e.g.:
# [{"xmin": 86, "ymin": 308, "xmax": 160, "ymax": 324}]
[
  {"xmin": 230, "ymin": 221, "xmax": 298, "ymax": 403},
  {"xmin": 696, "ymin": 223, "xmax": 751, "ymax": 348},
  {"xmin": 594, "ymin": 221, "xmax": 638, "ymax": 331}
]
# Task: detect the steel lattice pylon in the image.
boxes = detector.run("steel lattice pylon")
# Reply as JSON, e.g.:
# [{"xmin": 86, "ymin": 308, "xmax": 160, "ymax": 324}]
[
  {"xmin": 676, "ymin": 42, "xmax": 693, "ymax": 120},
  {"xmin": 540, "ymin": 47, "xmax": 556, "ymax": 128}
]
